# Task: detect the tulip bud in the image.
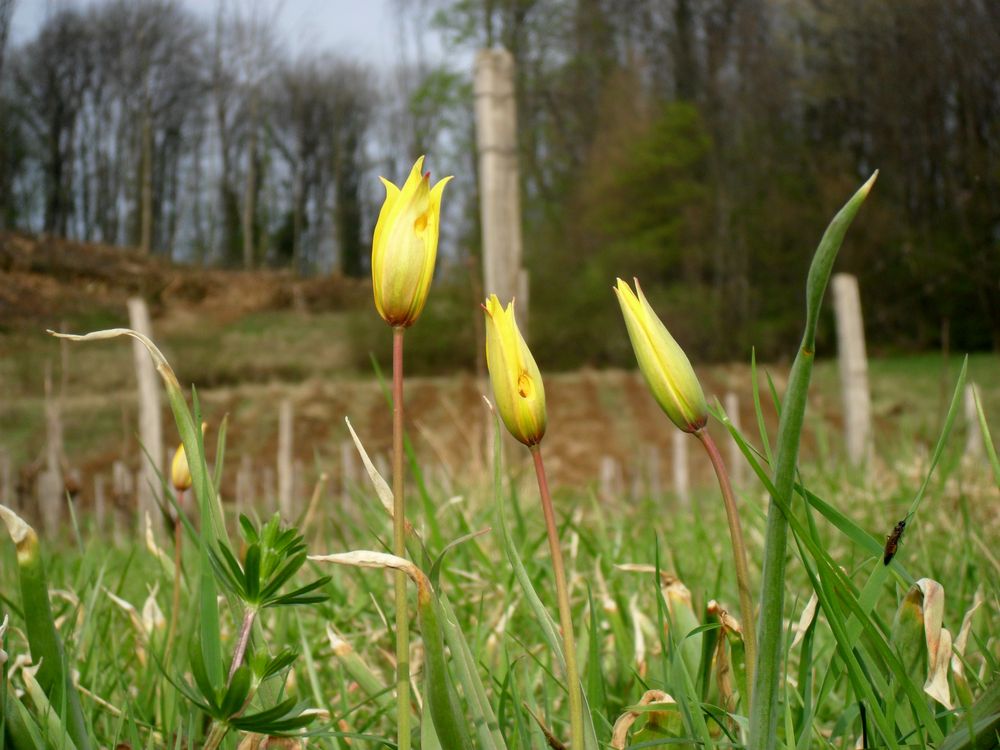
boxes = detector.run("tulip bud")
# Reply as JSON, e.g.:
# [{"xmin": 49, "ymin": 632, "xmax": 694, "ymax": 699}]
[
  {"xmin": 614, "ymin": 278, "xmax": 708, "ymax": 433},
  {"xmin": 372, "ymin": 156, "xmax": 453, "ymax": 328},
  {"xmin": 170, "ymin": 422, "xmax": 207, "ymax": 493},
  {"xmin": 482, "ymin": 295, "xmax": 547, "ymax": 446}
]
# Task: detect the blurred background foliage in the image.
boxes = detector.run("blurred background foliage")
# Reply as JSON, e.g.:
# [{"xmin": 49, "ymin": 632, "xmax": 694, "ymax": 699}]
[{"xmin": 0, "ymin": 0, "xmax": 997, "ymax": 372}]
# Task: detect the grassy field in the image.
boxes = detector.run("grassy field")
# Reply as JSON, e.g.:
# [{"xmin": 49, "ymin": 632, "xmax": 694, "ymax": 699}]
[
  {"xmin": 1, "ymin": 336, "xmax": 997, "ymax": 748},
  {"xmin": 2, "ymin": 296, "xmax": 998, "ymax": 495},
  {"xmin": 2, "ymin": 223, "xmax": 1000, "ymax": 749}
]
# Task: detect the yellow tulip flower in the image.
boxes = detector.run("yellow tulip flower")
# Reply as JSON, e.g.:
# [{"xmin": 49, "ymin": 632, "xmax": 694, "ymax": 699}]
[
  {"xmin": 170, "ymin": 443, "xmax": 192, "ymax": 492},
  {"xmin": 483, "ymin": 295, "xmax": 547, "ymax": 446},
  {"xmin": 372, "ymin": 156, "xmax": 453, "ymax": 328},
  {"xmin": 170, "ymin": 422, "xmax": 207, "ymax": 493},
  {"xmin": 614, "ymin": 278, "xmax": 708, "ymax": 433}
]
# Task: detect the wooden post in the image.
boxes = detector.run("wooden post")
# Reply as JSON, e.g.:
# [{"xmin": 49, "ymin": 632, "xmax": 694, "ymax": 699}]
[
  {"xmin": 127, "ymin": 297, "xmax": 163, "ymax": 528},
  {"xmin": 599, "ymin": 455, "xmax": 620, "ymax": 502},
  {"xmin": 964, "ymin": 383, "xmax": 983, "ymax": 460},
  {"xmin": 340, "ymin": 440, "xmax": 357, "ymax": 503},
  {"xmin": 672, "ymin": 431, "xmax": 690, "ymax": 509},
  {"xmin": 37, "ymin": 363, "xmax": 64, "ymax": 535},
  {"xmin": 831, "ymin": 274, "xmax": 872, "ymax": 466},
  {"xmin": 112, "ymin": 460, "xmax": 132, "ymax": 501},
  {"xmin": 277, "ymin": 399, "xmax": 294, "ymax": 518},
  {"xmin": 293, "ymin": 458, "xmax": 305, "ymax": 516},
  {"xmin": 474, "ymin": 48, "xmax": 525, "ymax": 315},
  {"xmin": 94, "ymin": 474, "xmax": 107, "ymax": 534},
  {"xmin": 112, "ymin": 460, "xmax": 131, "ymax": 543},
  {"xmin": 261, "ymin": 467, "xmax": 276, "ymax": 513},
  {"xmin": 724, "ymin": 392, "xmax": 745, "ymax": 486},
  {"xmin": 647, "ymin": 445, "xmax": 661, "ymax": 499},
  {"xmin": 235, "ymin": 455, "xmax": 254, "ymax": 517}
]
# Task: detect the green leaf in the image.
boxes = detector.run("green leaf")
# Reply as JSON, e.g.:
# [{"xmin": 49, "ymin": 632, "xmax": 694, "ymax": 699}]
[
  {"xmin": 260, "ymin": 552, "xmax": 307, "ymax": 601},
  {"xmin": 230, "ymin": 697, "xmax": 300, "ymax": 731},
  {"xmin": 244, "ymin": 544, "xmax": 261, "ymax": 602},
  {"xmin": 269, "ymin": 577, "xmax": 331, "ymax": 608},
  {"xmin": 189, "ymin": 639, "xmax": 221, "ymax": 715},
  {"xmin": 261, "ymin": 649, "xmax": 298, "ymax": 680},
  {"xmin": 212, "ymin": 414, "xmax": 229, "ymax": 494},
  {"xmin": 220, "ymin": 666, "xmax": 251, "ymax": 718},
  {"xmin": 239, "ymin": 514, "xmax": 258, "ymax": 544},
  {"xmin": 750, "ymin": 172, "xmax": 877, "ymax": 750},
  {"xmin": 970, "ymin": 385, "xmax": 1000, "ymax": 487},
  {"xmin": 0, "ymin": 506, "xmax": 91, "ymax": 750}
]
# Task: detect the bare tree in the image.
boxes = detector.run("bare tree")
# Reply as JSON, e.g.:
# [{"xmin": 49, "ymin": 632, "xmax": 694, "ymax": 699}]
[
  {"xmin": 0, "ymin": 0, "xmax": 14, "ymax": 83},
  {"xmin": 12, "ymin": 8, "xmax": 92, "ymax": 235}
]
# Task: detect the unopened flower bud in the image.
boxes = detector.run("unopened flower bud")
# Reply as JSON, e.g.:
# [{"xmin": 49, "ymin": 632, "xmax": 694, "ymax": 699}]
[{"xmin": 614, "ymin": 278, "xmax": 708, "ymax": 433}]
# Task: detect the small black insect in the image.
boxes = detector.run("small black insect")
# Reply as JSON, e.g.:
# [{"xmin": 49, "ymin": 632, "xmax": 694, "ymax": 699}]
[{"xmin": 883, "ymin": 518, "xmax": 907, "ymax": 565}]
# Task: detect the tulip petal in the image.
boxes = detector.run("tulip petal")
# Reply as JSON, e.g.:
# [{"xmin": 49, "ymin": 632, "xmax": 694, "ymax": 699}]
[
  {"xmin": 615, "ymin": 278, "xmax": 707, "ymax": 432},
  {"xmin": 483, "ymin": 295, "xmax": 546, "ymax": 445},
  {"xmin": 371, "ymin": 157, "xmax": 449, "ymax": 327}
]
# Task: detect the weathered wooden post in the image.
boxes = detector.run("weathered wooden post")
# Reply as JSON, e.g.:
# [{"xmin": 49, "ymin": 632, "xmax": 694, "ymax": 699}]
[
  {"xmin": 277, "ymin": 399, "xmax": 294, "ymax": 518},
  {"xmin": 111, "ymin": 460, "xmax": 131, "ymax": 543},
  {"xmin": 964, "ymin": 383, "xmax": 983, "ymax": 460},
  {"xmin": 724, "ymin": 392, "xmax": 745, "ymax": 486},
  {"xmin": 599, "ymin": 455, "xmax": 621, "ymax": 502},
  {"xmin": 94, "ymin": 474, "xmax": 107, "ymax": 534},
  {"xmin": 128, "ymin": 297, "xmax": 163, "ymax": 527},
  {"xmin": 261, "ymin": 466, "xmax": 276, "ymax": 512},
  {"xmin": 36, "ymin": 363, "xmax": 64, "ymax": 535},
  {"xmin": 292, "ymin": 458, "xmax": 305, "ymax": 514},
  {"xmin": 672, "ymin": 430, "xmax": 690, "ymax": 509},
  {"xmin": 340, "ymin": 440, "xmax": 357, "ymax": 503},
  {"xmin": 474, "ymin": 48, "xmax": 526, "ymax": 317},
  {"xmin": 647, "ymin": 445, "xmax": 662, "ymax": 499},
  {"xmin": 831, "ymin": 274, "xmax": 872, "ymax": 466},
  {"xmin": 235, "ymin": 455, "xmax": 254, "ymax": 517}
]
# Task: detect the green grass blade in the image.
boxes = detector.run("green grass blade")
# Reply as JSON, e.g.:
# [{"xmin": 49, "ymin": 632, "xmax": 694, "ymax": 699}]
[
  {"xmin": 212, "ymin": 414, "xmax": 229, "ymax": 496},
  {"xmin": 970, "ymin": 385, "xmax": 1000, "ymax": 487},
  {"xmin": 750, "ymin": 172, "xmax": 877, "ymax": 750},
  {"xmin": 751, "ymin": 348, "xmax": 774, "ymax": 468},
  {"xmin": 488, "ymin": 407, "xmax": 599, "ymax": 750},
  {"xmin": 0, "ymin": 506, "xmax": 91, "ymax": 750},
  {"xmin": 436, "ymin": 593, "xmax": 506, "ymax": 750}
]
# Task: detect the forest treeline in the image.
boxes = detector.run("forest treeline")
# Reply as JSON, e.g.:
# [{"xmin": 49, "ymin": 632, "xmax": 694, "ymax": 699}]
[{"xmin": 0, "ymin": 0, "xmax": 998, "ymax": 366}]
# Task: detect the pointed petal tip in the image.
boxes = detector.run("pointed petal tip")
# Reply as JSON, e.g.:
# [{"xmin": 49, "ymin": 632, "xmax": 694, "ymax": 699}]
[{"xmin": 861, "ymin": 170, "xmax": 879, "ymax": 196}]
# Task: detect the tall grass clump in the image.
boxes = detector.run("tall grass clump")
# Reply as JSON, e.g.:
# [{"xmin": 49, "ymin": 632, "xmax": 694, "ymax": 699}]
[{"xmin": 0, "ymin": 162, "xmax": 996, "ymax": 750}]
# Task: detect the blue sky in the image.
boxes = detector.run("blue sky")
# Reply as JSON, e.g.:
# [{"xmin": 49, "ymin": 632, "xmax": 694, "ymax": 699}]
[{"xmin": 10, "ymin": 0, "xmax": 447, "ymax": 68}]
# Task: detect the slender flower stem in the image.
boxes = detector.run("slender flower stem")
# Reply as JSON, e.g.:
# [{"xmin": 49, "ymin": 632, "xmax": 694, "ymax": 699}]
[
  {"xmin": 166, "ymin": 489, "xmax": 184, "ymax": 659},
  {"xmin": 695, "ymin": 429, "xmax": 757, "ymax": 703},
  {"xmin": 530, "ymin": 446, "xmax": 585, "ymax": 750},
  {"xmin": 392, "ymin": 326, "xmax": 411, "ymax": 750},
  {"xmin": 202, "ymin": 608, "xmax": 259, "ymax": 750},
  {"xmin": 202, "ymin": 721, "xmax": 229, "ymax": 750},
  {"xmin": 227, "ymin": 607, "xmax": 257, "ymax": 685}
]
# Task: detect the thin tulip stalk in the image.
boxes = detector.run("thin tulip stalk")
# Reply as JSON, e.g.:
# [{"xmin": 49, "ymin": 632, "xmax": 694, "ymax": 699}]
[
  {"xmin": 168, "ymin": 435, "xmax": 199, "ymax": 659},
  {"xmin": 614, "ymin": 278, "xmax": 756, "ymax": 702},
  {"xmin": 530, "ymin": 446, "xmax": 586, "ymax": 750},
  {"xmin": 482, "ymin": 295, "xmax": 585, "ymax": 748},
  {"xmin": 166, "ymin": 487, "xmax": 184, "ymax": 658},
  {"xmin": 694, "ymin": 428, "xmax": 756, "ymax": 700},
  {"xmin": 392, "ymin": 325, "xmax": 411, "ymax": 749},
  {"xmin": 371, "ymin": 157, "xmax": 451, "ymax": 750}
]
